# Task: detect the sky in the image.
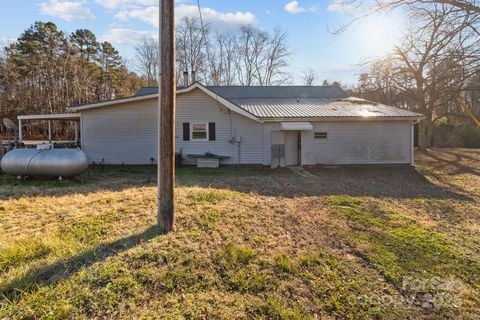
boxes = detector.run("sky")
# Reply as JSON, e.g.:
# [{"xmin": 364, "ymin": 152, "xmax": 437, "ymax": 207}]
[{"xmin": 0, "ymin": 0, "xmax": 406, "ymax": 85}]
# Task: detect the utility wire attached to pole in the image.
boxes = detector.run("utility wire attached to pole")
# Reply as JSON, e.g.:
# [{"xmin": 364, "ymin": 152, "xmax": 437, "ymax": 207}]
[
  {"xmin": 157, "ymin": 0, "xmax": 176, "ymax": 233},
  {"xmin": 196, "ymin": 0, "xmax": 215, "ymax": 83}
]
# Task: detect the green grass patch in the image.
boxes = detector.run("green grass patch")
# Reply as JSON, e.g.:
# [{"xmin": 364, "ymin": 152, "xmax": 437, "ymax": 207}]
[
  {"xmin": 0, "ymin": 238, "xmax": 52, "ymax": 272},
  {"xmin": 327, "ymin": 195, "xmax": 364, "ymax": 208},
  {"xmin": 256, "ymin": 297, "xmax": 308, "ymax": 320},
  {"xmin": 1, "ymin": 152, "xmax": 479, "ymax": 318},
  {"xmin": 217, "ymin": 244, "xmax": 272, "ymax": 293},
  {"xmin": 219, "ymin": 244, "xmax": 258, "ymax": 269},
  {"xmin": 328, "ymin": 197, "xmax": 480, "ymax": 292},
  {"xmin": 0, "ymin": 210, "xmax": 131, "ymax": 298},
  {"xmin": 196, "ymin": 208, "xmax": 220, "ymax": 231},
  {"xmin": 274, "ymin": 254, "xmax": 297, "ymax": 275},
  {"xmin": 58, "ymin": 210, "xmax": 119, "ymax": 244},
  {"xmin": 223, "ymin": 266, "xmax": 273, "ymax": 293},
  {"xmin": 188, "ymin": 188, "xmax": 241, "ymax": 204}
]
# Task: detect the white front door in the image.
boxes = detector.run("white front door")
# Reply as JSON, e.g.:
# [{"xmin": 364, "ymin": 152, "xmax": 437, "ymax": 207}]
[{"xmin": 285, "ymin": 131, "xmax": 299, "ymax": 166}]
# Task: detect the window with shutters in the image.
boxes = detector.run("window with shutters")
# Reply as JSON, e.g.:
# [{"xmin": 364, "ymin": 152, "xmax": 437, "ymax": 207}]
[{"xmin": 191, "ymin": 122, "xmax": 208, "ymax": 141}]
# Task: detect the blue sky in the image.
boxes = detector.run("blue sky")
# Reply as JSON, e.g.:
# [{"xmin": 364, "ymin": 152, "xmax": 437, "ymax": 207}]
[{"xmin": 0, "ymin": 0, "xmax": 406, "ymax": 85}]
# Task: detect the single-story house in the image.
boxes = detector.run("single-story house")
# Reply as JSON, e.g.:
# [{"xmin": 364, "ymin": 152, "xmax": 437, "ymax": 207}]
[{"xmin": 20, "ymin": 82, "xmax": 423, "ymax": 167}]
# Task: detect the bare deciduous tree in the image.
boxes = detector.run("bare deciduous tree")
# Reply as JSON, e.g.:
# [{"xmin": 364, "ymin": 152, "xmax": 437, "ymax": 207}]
[
  {"xmin": 211, "ymin": 33, "xmax": 237, "ymax": 85},
  {"xmin": 235, "ymin": 25, "xmax": 290, "ymax": 86},
  {"xmin": 176, "ymin": 17, "xmax": 208, "ymax": 85},
  {"xmin": 135, "ymin": 37, "xmax": 159, "ymax": 87},
  {"xmin": 355, "ymin": 4, "xmax": 480, "ymax": 148},
  {"xmin": 301, "ymin": 69, "xmax": 318, "ymax": 86},
  {"xmin": 174, "ymin": 19, "xmax": 291, "ymax": 86}
]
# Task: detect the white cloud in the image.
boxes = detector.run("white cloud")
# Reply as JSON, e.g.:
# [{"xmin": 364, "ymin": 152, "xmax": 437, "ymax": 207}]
[
  {"xmin": 114, "ymin": 6, "xmax": 159, "ymax": 26},
  {"xmin": 284, "ymin": 1, "xmax": 318, "ymax": 14},
  {"xmin": 328, "ymin": 0, "xmax": 354, "ymax": 12},
  {"xmin": 176, "ymin": 5, "xmax": 256, "ymax": 30},
  {"xmin": 39, "ymin": 0, "xmax": 95, "ymax": 21},
  {"xmin": 96, "ymin": 0, "xmax": 182, "ymax": 10},
  {"xmin": 95, "ymin": 0, "xmax": 129, "ymax": 9},
  {"xmin": 114, "ymin": 4, "xmax": 256, "ymax": 31},
  {"xmin": 100, "ymin": 28, "xmax": 155, "ymax": 45},
  {"xmin": 284, "ymin": 1, "xmax": 306, "ymax": 14}
]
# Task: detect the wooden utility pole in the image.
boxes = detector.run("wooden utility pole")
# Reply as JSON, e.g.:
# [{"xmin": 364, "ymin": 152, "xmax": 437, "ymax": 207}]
[{"xmin": 157, "ymin": 0, "xmax": 176, "ymax": 233}]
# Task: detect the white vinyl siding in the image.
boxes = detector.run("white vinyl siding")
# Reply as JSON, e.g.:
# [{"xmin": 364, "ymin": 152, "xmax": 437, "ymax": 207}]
[
  {"xmin": 81, "ymin": 88, "xmax": 263, "ymax": 165},
  {"xmin": 81, "ymin": 100, "xmax": 158, "ymax": 165},
  {"xmin": 80, "ymin": 88, "xmax": 413, "ymax": 166},
  {"xmin": 301, "ymin": 121, "xmax": 412, "ymax": 165},
  {"xmin": 175, "ymin": 89, "xmax": 263, "ymax": 165}
]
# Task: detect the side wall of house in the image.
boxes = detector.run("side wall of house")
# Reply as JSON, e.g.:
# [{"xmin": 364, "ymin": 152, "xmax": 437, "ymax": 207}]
[
  {"xmin": 81, "ymin": 89, "xmax": 413, "ymax": 166},
  {"xmin": 81, "ymin": 88, "xmax": 263, "ymax": 165},
  {"xmin": 81, "ymin": 99, "xmax": 158, "ymax": 165},
  {"xmin": 260, "ymin": 120, "xmax": 413, "ymax": 165},
  {"xmin": 301, "ymin": 121, "xmax": 413, "ymax": 165},
  {"xmin": 175, "ymin": 89, "xmax": 263, "ymax": 165}
]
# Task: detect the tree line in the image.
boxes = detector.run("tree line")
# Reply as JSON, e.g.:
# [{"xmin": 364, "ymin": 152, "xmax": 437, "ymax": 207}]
[
  {"xmin": 1, "ymin": 19, "xmax": 294, "ymax": 140},
  {"xmin": 0, "ymin": 21, "xmax": 142, "ymax": 140},
  {"xmin": 2, "ymin": 9, "xmax": 479, "ymax": 147}
]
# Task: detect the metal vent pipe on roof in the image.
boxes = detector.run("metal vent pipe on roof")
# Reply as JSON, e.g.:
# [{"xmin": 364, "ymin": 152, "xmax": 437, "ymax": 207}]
[
  {"xmin": 183, "ymin": 70, "xmax": 189, "ymax": 87},
  {"xmin": 191, "ymin": 70, "xmax": 196, "ymax": 83}
]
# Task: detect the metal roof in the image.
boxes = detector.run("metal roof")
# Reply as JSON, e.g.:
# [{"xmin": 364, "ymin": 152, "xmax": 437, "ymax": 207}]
[
  {"xmin": 135, "ymin": 85, "xmax": 349, "ymax": 99},
  {"xmin": 207, "ymin": 86, "xmax": 350, "ymax": 99},
  {"xmin": 72, "ymin": 84, "xmax": 422, "ymax": 119},
  {"xmin": 230, "ymin": 97, "xmax": 422, "ymax": 118},
  {"xmin": 135, "ymin": 87, "xmax": 158, "ymax": 96},
  {"xmin": 18, "ymin": 113, "xmax": 81, "ymax": 121},
  {"xmin": 135, "ymin": 86, "xmax": 187, "ymax": 96},
  {"xmin": 281, "ymin": 122, "xmax": 313, "ymax": 130}
]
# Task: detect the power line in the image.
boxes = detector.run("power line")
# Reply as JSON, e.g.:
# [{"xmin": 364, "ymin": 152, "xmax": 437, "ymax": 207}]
[
  {"xmin": 196, "ymin": 0, "xmax": 206, "ymax": 32},
  {"xmin": 196, "ymin": 0, "xmax": 214, "ymax": 83}
]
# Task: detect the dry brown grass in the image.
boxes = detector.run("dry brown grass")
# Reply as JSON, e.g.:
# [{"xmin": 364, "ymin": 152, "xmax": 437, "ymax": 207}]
[{"xmin": 0, "ymin": 149, "xmax": 479, "ymax": 319}]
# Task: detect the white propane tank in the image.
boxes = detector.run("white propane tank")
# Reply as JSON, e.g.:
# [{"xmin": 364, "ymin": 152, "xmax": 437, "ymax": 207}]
[{"xmin": 0, "ymin": 148, "xmax": 88, "ymax": 178}]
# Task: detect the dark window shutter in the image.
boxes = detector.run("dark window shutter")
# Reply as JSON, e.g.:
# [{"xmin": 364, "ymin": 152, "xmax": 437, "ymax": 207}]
[
  {"xmin": 183, "ymin": 123, "xmax": 190, "ymax": 141},
  {"xmin": 209, "ymin": 123, "xmax": 216, "ymax": 141}
]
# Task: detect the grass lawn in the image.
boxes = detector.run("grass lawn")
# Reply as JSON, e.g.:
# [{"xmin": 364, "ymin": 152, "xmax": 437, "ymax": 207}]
[{"xmin": 0, "ymin": 149, "xmax": 479, "ymax": 319}]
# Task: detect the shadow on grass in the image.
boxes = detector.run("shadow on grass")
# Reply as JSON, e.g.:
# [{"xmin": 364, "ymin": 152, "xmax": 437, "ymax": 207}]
[
  {"xmin": 0, "ymin": 155, "xmax": 475, "ymax": 201},
  {"xmin": 424, "ymin": 149, "xmax": 480, "ymax": 177},
  {"xmin": 0, "ymin": 165, "xmax": 157, "ymax": 200},
  {"xmin": 177, "ymin": 164, "xmax": 472, "ymax": 201},
  {"xmin": 1, "ymin": 225, "xmax": 160, "ymax": 300}
]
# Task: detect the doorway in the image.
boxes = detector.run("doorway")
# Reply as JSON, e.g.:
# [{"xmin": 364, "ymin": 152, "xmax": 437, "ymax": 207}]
[{"xmin": 285, "ymin": 131, "xmax": 301, "ymax": 166}]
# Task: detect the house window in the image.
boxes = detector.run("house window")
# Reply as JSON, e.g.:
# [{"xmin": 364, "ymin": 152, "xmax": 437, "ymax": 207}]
[
  {"xmin": 191, "ymin": 122, "xmax": 208, "ymax": 141},
  {"xmin": 314, "ymin": 132, "xmax": 328, "ymax": 139}
]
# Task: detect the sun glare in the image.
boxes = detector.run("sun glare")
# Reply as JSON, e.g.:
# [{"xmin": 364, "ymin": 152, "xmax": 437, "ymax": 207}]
[{"xmin": 353, "ymin": 14, "xmax": 403, "ymax": 58}]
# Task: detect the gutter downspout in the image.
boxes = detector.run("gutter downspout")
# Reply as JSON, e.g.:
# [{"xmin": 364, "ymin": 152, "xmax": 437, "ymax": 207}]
[{"xmin": 411, "ymin": 118, "xmax": 422, "ymax": 166}]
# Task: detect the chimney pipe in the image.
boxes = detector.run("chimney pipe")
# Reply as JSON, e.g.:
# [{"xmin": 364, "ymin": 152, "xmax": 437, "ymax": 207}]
[
  {"xmin": 191, "ymin": 70, "xmax": 196, "ymax": 84},
  {"xmin": 183, "ymin": 70, "xmax": 189, "ymax": 87}
]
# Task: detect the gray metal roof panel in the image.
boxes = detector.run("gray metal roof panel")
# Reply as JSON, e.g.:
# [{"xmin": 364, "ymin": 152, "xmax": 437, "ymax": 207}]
[
  {"xmin": 231, "ymin": 97, "xmax": 422, "ymax": 118},
  {"xmin": 135, "ymin": 86, "xmax": 187, "ymax": 96},
  {"xmin": 135, "ymin": 87, "xmax": 158, "ymax": 96},
  {"xmin": 207, "ymin": 86, "xmax": 349, "ymax": 99},
  {"xmin": 88, "ymin": 85, "xmax": 421, "ymax": 119}
]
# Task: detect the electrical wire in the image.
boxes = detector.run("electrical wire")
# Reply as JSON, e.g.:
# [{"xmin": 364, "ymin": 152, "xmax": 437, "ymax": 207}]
[
  {"xmin": 196, "ymin": 0, "xmax": 215, "ymax": 83},
  {"xmin": 196, "ymin": 0, "xmax": 236, "ymax": 142}
]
